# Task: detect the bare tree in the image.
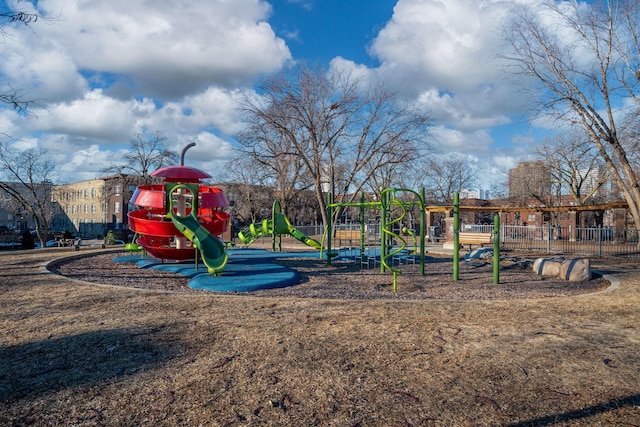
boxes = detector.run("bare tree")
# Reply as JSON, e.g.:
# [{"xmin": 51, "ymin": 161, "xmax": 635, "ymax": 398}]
[
  {"xmin": 535, "ymin": 130, "xmax": 610, "ymax": 227},
  {"xmin": 536, "ymin": 130, "xmax": 609, "ymax": 205},
  {"xmin": 1, "ymin": 1, "xmax": 40, "ymax": 111},
  {"xmin": 362, "ymin": 153, "xmax": 417, "ymax": 193},
  {"xmin": 502, "ymin": 0, "xmax": 640, "ymax": 229},
  {"xmin": 237, "ymin": 62, "xmax": 431, "ymax": 229},
  {"xmin": 490, "ymin": 180, "xmax": 510, "ymax": 201},
  {"xmin": 223, "ymin": 156, "xmax": 275, "ymax": 226},
  {"xmin": 0, "ymin": 143, "xmax": 56, "ymax": 246},
  {"xmin": 105, "ymin": 131, "xmax": 178, "ymax": 180},
  {"xmin": 102, "ymin": 132, "xmax": 178, "ymax": 204},
  {"xmin": 234, "ymin": 123, "xmax": 312, "ymax": 217},
  {"xmin": 0, "ymin": 1, "xmax": 37, "ymax": 30},
  {"xmin": 420, "ymin": 158, "xmax": 477, "ymax": 204}
]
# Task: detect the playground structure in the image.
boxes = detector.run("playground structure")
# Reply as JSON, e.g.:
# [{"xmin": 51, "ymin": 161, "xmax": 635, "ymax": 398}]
[
  {"xmin": 123, "ymin": 166, "xmax": 509, "ymax": 290},
  {"xmin": 237, "ymin": 200, "xmax": 322, "ymax": 251},
  {"xmin": 127, "ymin": 144, "xmax": 230, "ymax": 275},
  {"xmin": 120, "ymin": 144, "xmax": 497, "ymax": 290},
  {"xmin": 121, "ymin": 166, "xmax": 621, "ymax": 292},
  {"xmin": 325, "ymin": 188, "xmax": 427, "ymax": 291},
  {"xmin": 124, "ymin": 184, "xmax": 429, "ymax": 290},
  {"xmin": 233, "ymin": 187, "xmax": 430, "ymax": 291}
]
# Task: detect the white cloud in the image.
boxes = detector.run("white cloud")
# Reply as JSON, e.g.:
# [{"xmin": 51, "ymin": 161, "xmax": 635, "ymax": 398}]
[
  {"xmin": 372, "ymin": 0, "xmax": 511, "ymax": 90},
  {"xmin": 492, "ymin": 154, "xmax": 519, "ymax": 172},
  {"xmin": 329, "ymin": 57, "xmax": 375, "ymax": 84},
  {"xmin": 348, "ymin": 0, "xmax": 561, "ymax": 191},
  {"xmin": 369, "ymin": 0, "xmax": 527, "ymax": 131},
  {"xmin": 25, "ymin": 89, "xmax": 148, "ymax": 142},
  {"xmin": 0, "ymin": 0, "xmax": 288, "ymax": 185},
  {"xmin": 29, "ymin": 134, "xmax": 115, "ymax": 183},
  {"xmin": 169, "ymin": 87, "xmax": 248, "ymax": 135},
  {"xmin": 0, "ymin": 29, "xmax": 87, "ymax": 104},
  {"xmin": 29, "ymin": 0, "xmax": 291, "ymax": 99},
  {"xmin": 61, "ymin": 144, "xmax": 112, "ymax": 181},
  {"xmin": 170, "ymin": 132, "xmax": 237, "ymax": 180},
  {"xmin": 428, "ymin": 125, "xmax": 493, "ymax": 154}
]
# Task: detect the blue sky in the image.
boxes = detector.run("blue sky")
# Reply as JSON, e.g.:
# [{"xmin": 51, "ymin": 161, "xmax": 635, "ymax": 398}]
[
  {"xmin": 0, "ymin": 0, "xmax": 554, "ymax": 190},
  {"xmin": 269, "ymin": 0, "xmax": 397, "ymax": 67}
]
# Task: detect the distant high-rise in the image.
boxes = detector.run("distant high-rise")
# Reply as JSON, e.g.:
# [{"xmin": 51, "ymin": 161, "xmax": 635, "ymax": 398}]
[{"xmin": 460, "ymin": 188, "xmax": 491, "ymax": 200}]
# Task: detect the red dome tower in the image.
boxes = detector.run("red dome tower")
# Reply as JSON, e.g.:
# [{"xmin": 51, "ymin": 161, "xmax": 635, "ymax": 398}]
[{"xmin": 127, "ymin": 144, "xmax": 230, "ymax": 274}]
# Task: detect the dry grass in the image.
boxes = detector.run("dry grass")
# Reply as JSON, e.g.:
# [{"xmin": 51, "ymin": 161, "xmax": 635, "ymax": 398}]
[{"xmin": 1, "ymin": 247, "xmax": 640, "ymax": 426}]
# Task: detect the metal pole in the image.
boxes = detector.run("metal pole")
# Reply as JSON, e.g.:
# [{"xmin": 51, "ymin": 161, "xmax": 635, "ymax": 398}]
[
  {"xmin": 453, "ymin": 192, "xmax": 459, "ymax": 281},
  {"xmin": 380, "ymin": 189, "xmax": 388, "ymax": 273},
  {"xmin": 326, "ymin": 192, "xmax": 333, "ymax": 266},
  {"xmin": 272, "ymin": 200, "xmax": 276, "ymax": 252},
  {"xmin": 597, "ymin": 225, "xmax": 602, "ymax": 257},
  {"xmin": 493, "ymin": 213, "xmax": 500, "ymax": 284},
  {"xmin": 420, "ymin": 187, "xmax": 426, "ymax": 276},
  {"xmin": 546, "ymin": 222, "xmax": 551, "ymax": 253},
  {"xmin": 360, "ymin": 192, "xmax": 366, "ymax": 268},
  {"xmin": 180, "ymin": 142, "xmax": 196, "ymax": 166}
]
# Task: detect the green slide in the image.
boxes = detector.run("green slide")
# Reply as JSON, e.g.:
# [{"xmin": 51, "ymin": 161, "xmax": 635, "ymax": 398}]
[
  {"xmin": 237, "ymin": 219, "xmax": 272, "ymax": 244},
  {"xmin": 281, "ymin": 219, "xmax": 323, "ymax": 250},
  {"xmin": 170, "ymin": 212, "xmax": 228, "ymax": 274},
  {"xmin": 238, "ymin": 200, "xmax": 322, "ymax": 250}
]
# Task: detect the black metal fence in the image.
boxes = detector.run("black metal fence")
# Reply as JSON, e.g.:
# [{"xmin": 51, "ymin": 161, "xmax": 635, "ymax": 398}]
[
  {"xmin": 242, "ymin": 223, "xmax": 640, "ymax": 259},
  {"xmin": 464, "ymin": 224, "xmax": 640, "ymax": 258}
]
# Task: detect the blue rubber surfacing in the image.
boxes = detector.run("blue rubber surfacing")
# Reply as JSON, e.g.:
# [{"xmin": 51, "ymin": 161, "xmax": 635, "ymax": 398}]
[
  {"xmin": 113, "ymin": 247, "xmax": 419, "ymax": 293},
  {"xmin": 113, "ymin": 248, "xmax": 322, "ymax": 293}
]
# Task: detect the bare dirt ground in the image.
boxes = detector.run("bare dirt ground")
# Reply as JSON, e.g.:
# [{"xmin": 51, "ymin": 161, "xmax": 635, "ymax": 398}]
[{"xmin": 1, "ymin": 247, "xmax": 640, "ymax": 426}]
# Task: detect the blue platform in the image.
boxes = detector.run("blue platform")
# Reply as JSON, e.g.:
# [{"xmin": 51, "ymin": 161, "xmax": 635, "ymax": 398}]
[
  {"xmin": 113, "ymin": 248, "xmax": 323, "ymax": 292},
  {"xmin": 112, "ymin": 247, "xmax": 420, "ymax": 293}
]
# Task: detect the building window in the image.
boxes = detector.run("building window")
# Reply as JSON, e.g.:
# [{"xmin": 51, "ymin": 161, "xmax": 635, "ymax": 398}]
[
  {"xmin": 114, "ymin": 202, "xmax": 120, "ymax": 213},
  {"xmin": 84, "ymin": 204, "xmax": 88, "ymax": 214},
  {"xmin": 91, "ymin": 203, "xmax": 96, "ymax": 213},
  {"xmin": 84, "ymin": 189, "xmax": 88, "ymax": 199},
  {"xmin": 115, "ymin": 185, "xmax": 121, "ymax": 195},
  {"xmin": 91, "ymin": 188, "xmax": 97, "ymax": 198},
  {"xmin": 72, "ymin": 205, "xmax": 76, "ymax": 214}
]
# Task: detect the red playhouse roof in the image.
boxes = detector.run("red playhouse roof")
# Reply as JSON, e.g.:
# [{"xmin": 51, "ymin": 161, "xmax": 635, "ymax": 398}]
[{"xmin": 151, "ymin": 165, "xmax": 211, "ymax": 182}]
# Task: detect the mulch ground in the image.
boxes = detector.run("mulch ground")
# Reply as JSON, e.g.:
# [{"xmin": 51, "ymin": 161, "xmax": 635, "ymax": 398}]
[
  {"xmin": 49, "ymin": 250, "xmax": 611, "ymax": 300},
  {"xmin": 1, "ymin": 247, "xmax": 639, "ymax": 426}
]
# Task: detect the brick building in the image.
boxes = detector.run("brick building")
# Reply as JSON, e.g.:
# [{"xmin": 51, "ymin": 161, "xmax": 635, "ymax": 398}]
[{"xmin": 51, "ymin": 175, "xmax": 136, "ymax": 239}]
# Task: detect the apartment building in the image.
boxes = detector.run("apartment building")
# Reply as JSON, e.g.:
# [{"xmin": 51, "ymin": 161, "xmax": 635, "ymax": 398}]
[
  {"xmin": 508, "ymin": 161, "xmax": 552, "ymax": 202},
  {"xmin": 0, "ymin": 181, "xmax": 50, "ymax": 232},
  {"xmin": 51, "ymin": 175, "xmax": 135, "ymax": 239}
]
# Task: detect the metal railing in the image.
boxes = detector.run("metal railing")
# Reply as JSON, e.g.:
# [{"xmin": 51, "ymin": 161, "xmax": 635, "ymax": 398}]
[
  {"xmin": 238, "ymin": 223, "xmax": 640, "ymax": 258},
  {"xmin": 464, "ymin": 224, "xmax": 640, "ymax": 258}
]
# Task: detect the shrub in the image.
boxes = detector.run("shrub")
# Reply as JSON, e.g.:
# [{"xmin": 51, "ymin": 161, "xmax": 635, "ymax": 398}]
[{"xmin": 105, "ymin": 230, "xmax": 116, "ymax": 245}]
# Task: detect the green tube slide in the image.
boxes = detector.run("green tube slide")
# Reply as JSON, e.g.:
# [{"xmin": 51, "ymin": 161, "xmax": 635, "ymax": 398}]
[
  {"xmin": 169, "ymin": 186, "xmax": 228, "ymax": 275},
  {"xmin": 238, "ymin": 220, "xmax": 272, "ymax": 244},
  {"xmin": 238, "ymin": 200, "xmax": 322, "ymax": 250}
]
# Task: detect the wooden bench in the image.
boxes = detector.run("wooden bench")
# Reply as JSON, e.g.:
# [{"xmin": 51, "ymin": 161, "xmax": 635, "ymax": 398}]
[
  {"xmin": 458, "ymin": 232, "xmax": 493, "ymax": 250},
  {"xmin": 334, "ymin": 229, "xmax": 361, "ymax": 246}
]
